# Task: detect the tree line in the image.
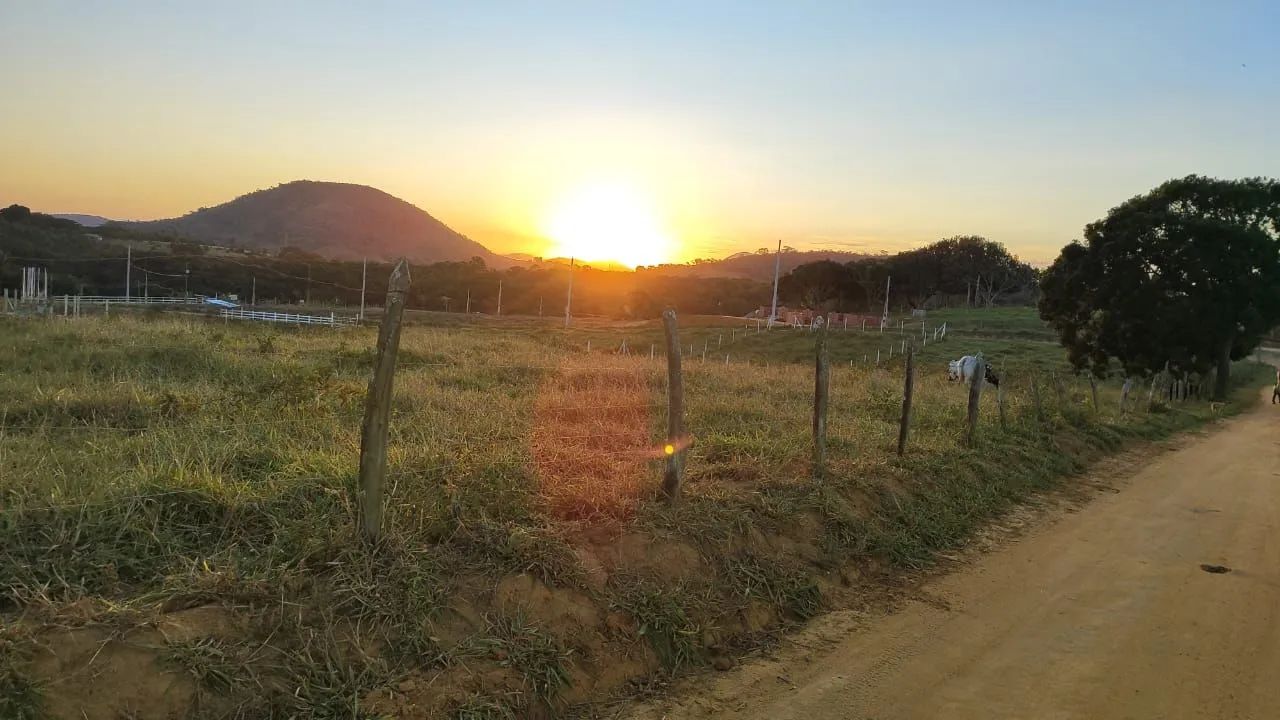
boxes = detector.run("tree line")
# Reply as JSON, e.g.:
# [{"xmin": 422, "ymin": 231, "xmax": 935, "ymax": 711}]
[{"xmin": 2, "ymin": 204, "xmax": 1037, "ymax": 318}]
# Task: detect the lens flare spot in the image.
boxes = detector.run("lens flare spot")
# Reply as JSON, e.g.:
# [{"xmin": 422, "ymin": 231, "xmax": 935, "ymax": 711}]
[{"xmin": 664, "ymin": 443, "xmax": 675, "ymax": 456}]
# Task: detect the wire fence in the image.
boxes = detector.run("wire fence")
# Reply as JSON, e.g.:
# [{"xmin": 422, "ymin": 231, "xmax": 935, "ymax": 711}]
[{"xmin": 2, "ymin": 294, "xmax": 1219, "ymax": 531}]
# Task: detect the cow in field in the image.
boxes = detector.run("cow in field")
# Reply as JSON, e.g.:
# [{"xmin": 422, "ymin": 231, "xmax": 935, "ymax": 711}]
[{"xmin": 948, "ymin": 355, "xmax": 1000, "ymax": 388}]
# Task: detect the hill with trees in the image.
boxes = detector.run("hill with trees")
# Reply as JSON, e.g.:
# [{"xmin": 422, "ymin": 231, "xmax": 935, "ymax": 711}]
[
  {"xmin": 771, "ymin": 236, "xmax": 1036, "ymax": 313},
  {"xmin": 108, "ymin": 180, "xmax": 508, "ymax": 265},
  {"xmin": 642, "ymin": 248, "xmax": 872, "ymax": 281}
]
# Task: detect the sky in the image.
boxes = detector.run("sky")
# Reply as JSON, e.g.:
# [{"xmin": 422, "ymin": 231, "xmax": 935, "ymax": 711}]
[{"xmin": 2, "ymin": 1, "xmax": 1277, "ymax": 266}]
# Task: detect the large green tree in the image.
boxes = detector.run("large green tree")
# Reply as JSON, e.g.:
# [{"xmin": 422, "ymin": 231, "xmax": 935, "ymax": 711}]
[{"xmin": 1039, "ymin": 175, "xmax": 1280, "ymax": 399}]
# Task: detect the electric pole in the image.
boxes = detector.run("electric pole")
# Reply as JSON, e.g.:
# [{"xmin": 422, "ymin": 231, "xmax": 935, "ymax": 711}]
[
  {"xmin": 125, "ymin": 244, "xmax": 131, "ymax": 301},
  {"xmin": 305, "ymin": 264, "xmax": 312, "ymax": 305},
  {"xmin": 465, "ymin": 287, "xmax": 471, "ymax": 314},
  {"xmin": 881, "ymin": 275, "xmax": 892, "ymax": 328},
  {"xmin": 496, "ymin": 279, "xmax": 503, "ymax": 316},
  {"xmin": 359, "ymin": 258, "xmax": 367, "ymax": 321},
  {"xmin": 767, "ymin": 239, "xmax": 781, "ymax": 328},
  {"xmin": 564, "ymin": 258, "xmax": 575, "ymax": 329},
  {"xmin": 251, "ymin": 276, "xmax": 256, "ymax": 306}
]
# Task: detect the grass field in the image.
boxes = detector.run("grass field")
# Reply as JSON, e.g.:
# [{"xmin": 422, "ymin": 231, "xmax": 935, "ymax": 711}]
[{"xmin": 0, "ymin": 307, "xmax": 1269, "ymax": 719}]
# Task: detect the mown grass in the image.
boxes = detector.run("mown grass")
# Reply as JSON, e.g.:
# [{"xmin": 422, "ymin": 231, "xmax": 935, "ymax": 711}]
[{"xmin": 0, "ymin": 309, "xmax": 1268, "ymax": 718}]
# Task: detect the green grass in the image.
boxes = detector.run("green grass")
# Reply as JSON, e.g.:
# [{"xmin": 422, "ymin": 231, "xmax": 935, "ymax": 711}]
[{"xmin": 0, "ymin": 307, "xmax": 1268, "ymax": 718}]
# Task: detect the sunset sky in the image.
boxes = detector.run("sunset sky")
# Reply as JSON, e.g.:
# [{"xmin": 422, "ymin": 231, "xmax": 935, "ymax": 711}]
[{"xmin": 2, "ymin": 2, "xmax": 1277, "ymax": 266}]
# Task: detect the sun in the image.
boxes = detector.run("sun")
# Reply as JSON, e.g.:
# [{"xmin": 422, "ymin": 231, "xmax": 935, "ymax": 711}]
[{"xmin": 543, "ymin": 181, "xmax": 674, "ymax": 267}]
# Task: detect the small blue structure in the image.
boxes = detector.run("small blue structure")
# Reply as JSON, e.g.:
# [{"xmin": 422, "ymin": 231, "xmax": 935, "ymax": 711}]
[{"xmin": 202, "ymin": 297, "xmax": 239, "ymax": 309}]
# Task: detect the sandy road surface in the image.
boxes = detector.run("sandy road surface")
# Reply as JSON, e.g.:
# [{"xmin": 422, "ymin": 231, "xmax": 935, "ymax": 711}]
[{"xmin": 625, "ymin": 388, "xmax": 1280, "ymax": 720}]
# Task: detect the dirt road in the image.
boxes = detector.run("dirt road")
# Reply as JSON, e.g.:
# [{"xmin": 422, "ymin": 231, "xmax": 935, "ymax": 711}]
[{"xmin": 625, "ymin": 388, "xmax": 1280, "ymax": 720}]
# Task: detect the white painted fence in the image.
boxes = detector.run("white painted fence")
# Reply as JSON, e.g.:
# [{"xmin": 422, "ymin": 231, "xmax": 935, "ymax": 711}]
[
  {"xmin": 220, "ymin": 308, "xmax": 357, "ymax": 327},
  {"xmin": 73, "ymin": 295, "xmax": 204, "ymax": 305}
]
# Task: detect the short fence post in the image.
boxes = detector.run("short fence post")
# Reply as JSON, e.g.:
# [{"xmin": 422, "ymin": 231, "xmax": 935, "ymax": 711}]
[
  {"xmin": 966, "ymin": 356, "xmax": 985, "ymax": 446},
  {"xmin": 1120, "ymin": 378, "xmax": 1133, "ymax": 414},
  {"xmin": 812, "ymin": 316, "xmax": 829, "ymax": 479},
  {"xmin": 897, "ymin": 345, "xmax": 915, "ymax": 456},
  {"xmin": 1089, "ymin": 375, "xmax": 1099, "ymax": 413},
  {"xmin": 1051, "ymin": 371, "xmax": 1066, "ymax": 409},
  {"xmin": 358, "ymin": 258, "xmax": 411, "ymax": 543},
  {"xmin": 661, "ymin": 310, "xmax": 685, "ymax": 503}
]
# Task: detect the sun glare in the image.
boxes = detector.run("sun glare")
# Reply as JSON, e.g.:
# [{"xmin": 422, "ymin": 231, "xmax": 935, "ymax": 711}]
[{"xmin": 543, "ymin": 181, "xmax": 674, "ymax": 267}]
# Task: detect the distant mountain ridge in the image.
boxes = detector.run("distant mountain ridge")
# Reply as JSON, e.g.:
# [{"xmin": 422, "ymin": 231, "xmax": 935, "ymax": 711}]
[
  {"xmin": 52, "ymin": 213, "xmax": 112, "ymax": 227},
  {"xmin": 110, "ymin": 180, "xmax": 508, "ymax": 265},
  {"xmin": 641, "ymin": 249, "xmax": 874, "ymax": 281}
]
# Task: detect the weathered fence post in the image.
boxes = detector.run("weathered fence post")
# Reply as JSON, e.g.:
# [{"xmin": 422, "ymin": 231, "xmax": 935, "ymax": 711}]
[
  {"xmin": 1089, "ymin": 375, "xmax": 1099, "ymax": 413},
  {"xmin": 897, "ymin": 345, "xmax": 915, "ymax": 456},
  {"xmin": 966, "ymin": 356, "xmax": 985, "ymax": 446},
  {"xmin": 997, "ymin": 374, "xmax": 1007, "ymax": 429},
  {"xmin": 812, "ymin": 316, "xmax": 829, "ymax": 479},
  {"xmin": 661, "ymin": 310, "xmax": 686, "ymax": 503},
  {"xmin": 358, "ymin": 259, "xmax": 411, "ymax": 543},
  {"xmin": 1120, "ymin": 378, "xmax": 1133, "ymax": 414}
]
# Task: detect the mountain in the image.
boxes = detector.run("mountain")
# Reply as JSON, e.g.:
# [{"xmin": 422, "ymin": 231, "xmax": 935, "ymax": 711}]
[
  {"xmin": 111, "ymin": 180, "xmax": 507, "ymax": 265},
  {"xmin": 52, "ymin": 213, "xmax": 111, "ymax": 227},
  {"xmin": 640, "ymin": 249, "xmax": 874, "ymax": 281}
]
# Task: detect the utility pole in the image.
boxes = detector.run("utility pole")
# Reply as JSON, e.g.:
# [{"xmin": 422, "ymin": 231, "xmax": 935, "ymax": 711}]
[
  {"xmin": 496, "ymin": 279, "xmax": 503, "ymax": 316},
  {"xmin": 359, "ymin": 258, "xmax": 367, "ymax": 321},
  {"xmin": 564, "ymin": 257, "xmax": 575, "ymax": 329},
  {"xmin": 125, "ymin": 244, "xmax": 131, "ymax": 301},
  {"xmin": 251, "ymin": 276, "xmax": 256, "ymax": 306},
  {"xmin": 143, "ymin": 270, "xmax": 148, "ymax": 299},
  {"xmin": 305, "ymin": 264, "xmax": 312, "ymax": 305},
  {"xmin": 767, "ymin": 239, "xmax": 782, "ymax": 328},
  {"xmin": 184, "ymin": 267, "xmax": 190, "ymax": 298},
  {"xmin": 465, "ymin": 288, "xmax": 471, "ymax": 314},
  {"xmin": 881, "ymin": 275, "xmax": 892, "ymax": 328},
  {"xmin": 538, "ymin": 295, "xmax": 543, "ymax": 316}
]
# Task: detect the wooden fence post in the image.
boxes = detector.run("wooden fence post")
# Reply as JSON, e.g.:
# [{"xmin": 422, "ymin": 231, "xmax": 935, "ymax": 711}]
[
  {"xmin": 966, "ymin": 356, "xmax": 985, "ymax": 446},
  {"xmin": 358, "ymin": 258, "xmax": 411, "ymax": 543},
  {"xmin": 997, "ymin": 376, "xmax": 1007, "ymax": 429},
  {"xmin": 661, "ymin": 310, "xmax": 685, "ymax": 503},
  {"xmin": 1120, "ymin": 378, "xmax": 1133, "ymax": 414},
  {"xmin": 897, "ymin": 345, "xmax": 915, "ymax": 456},
  {"xmin": 812, "ymin": 316, "xmax": 830, "ymax": 479},
  {"xmin": 1089, "ymin": 375, "xmax": 1099, "ymax": 413}
]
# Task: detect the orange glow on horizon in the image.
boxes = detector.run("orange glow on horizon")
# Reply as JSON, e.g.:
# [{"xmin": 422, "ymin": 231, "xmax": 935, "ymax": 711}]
[{"xmin": 542, "ymin": 180, "xmax": 676, "ymax": 268}]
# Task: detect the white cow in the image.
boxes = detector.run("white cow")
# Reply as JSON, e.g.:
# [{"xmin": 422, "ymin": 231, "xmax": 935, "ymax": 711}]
[{"xmin": 949, "ymin": 354, "xmax": 999, "ymax": 388}]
